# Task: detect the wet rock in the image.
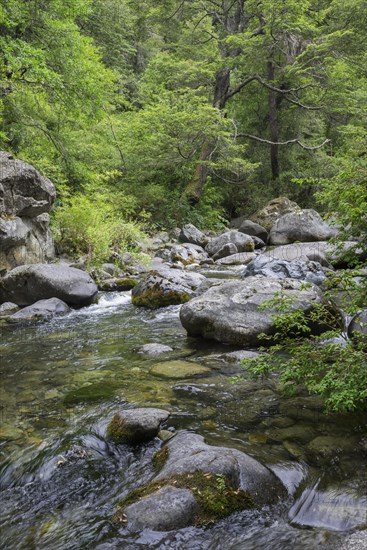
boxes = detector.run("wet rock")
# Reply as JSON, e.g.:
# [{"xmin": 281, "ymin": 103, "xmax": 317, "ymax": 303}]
[
  {"xmin": 123, "ymin": 485, "xmax": 199, "ymax": 531},
  {"xmin": 206, "ymin": 231, "xmax": 254, "ymax": 257},
  {"xmin": 156, "ymin": 432, "xmax": 286, "ymax": 506},
  {"xmin": 8, "ymin": 297, "xmax": 70, "ymax": 323},
  {"xmin": 0, "ymin": 264, "xmax": 98, "ymax": 307},
  {"xmin": 0, "ymin": 302, "xmax": 19, "ymax": 317},
  {"xmin": 131, "ymin": 268, "xmax": 206, "ymax": 308},
  {"xmin": 179, "ymin": 224, "xmax": 209, "ymax": 247},
  {"xmin": 307, "ymin": 435, "xmax": 360, "ymax": 460},
  {"xmin": 150, "ymin": 360, "xmax": 211, "ymax": 379},
  {"xmin": 134, "ymin": 343, "xmax": 174, "ymax": 355},
  {"xmin": 63, "ymin": 382, "xmax": 116, "ymax": 405},
  {"xmin": 241, "ymin": 255, "xmax": 327, "ymax": 286},
  {"xmin": 180, "ymin": 276, "xmax": 331, "ymax": 347},
  {"xmin": 269, "ymin": 209, "xmax": 337, "ymax": 245},
  {"xmin": 107, "ymin": 407, "xmax": 170, "ymax": 444},
  {"xmin": 251, "ymin": 197, "xmax": 301, "ymax": 231}
]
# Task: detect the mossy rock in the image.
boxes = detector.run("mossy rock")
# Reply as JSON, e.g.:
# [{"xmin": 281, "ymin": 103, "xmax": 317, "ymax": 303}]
[
  {"xmin": 98, "ymin": 278, "xmax": 137, "ymax": 291},
  {"xmin": 114, "ymin": 471, "xmax": 254, "ymax": 527},
  {"xmin": 132, "ymin": 286, "xmax": 190, "ymax": 309},
  {"xmin": 152, "ymin": 445, "xmax": 170, "ymax": 472},
  {"xmin": 63, "ymin": 382, "xmax": 116, "ymax": 405},
  {"xmin": 107, "ymin": 408, "xmax": 170, "ymax": 445}
]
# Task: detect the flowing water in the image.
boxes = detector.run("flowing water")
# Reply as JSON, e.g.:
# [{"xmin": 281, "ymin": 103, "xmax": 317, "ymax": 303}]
[{"xmin": 0, "ymin": 292, "xmax": 366, "ymax": 549}]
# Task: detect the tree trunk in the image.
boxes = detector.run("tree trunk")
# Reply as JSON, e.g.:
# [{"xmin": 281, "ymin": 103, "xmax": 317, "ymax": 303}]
[
  {"xmin": 267, "ymin": 60, "xmax": 280, "ymax": 180},
  {"xmin": 184, "ymin": 67, "xmax": 230, "ymax": 204}
]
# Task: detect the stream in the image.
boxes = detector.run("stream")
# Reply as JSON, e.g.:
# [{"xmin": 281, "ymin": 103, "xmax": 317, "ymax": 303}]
[{"xmin": 0, "ymin": 292, "xmax": 366, "ymax": 549}]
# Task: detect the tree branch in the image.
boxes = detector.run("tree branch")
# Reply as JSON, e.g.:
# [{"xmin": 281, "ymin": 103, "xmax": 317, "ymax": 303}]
[{"xmin": 237, "ymin": 133, "xmax": 331, "ymax": 150}]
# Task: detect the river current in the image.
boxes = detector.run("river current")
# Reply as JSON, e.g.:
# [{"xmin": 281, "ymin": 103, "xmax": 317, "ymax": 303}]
[{"xmin": 0, "ymin": 292, "xmax": 366, "ymax": 549}]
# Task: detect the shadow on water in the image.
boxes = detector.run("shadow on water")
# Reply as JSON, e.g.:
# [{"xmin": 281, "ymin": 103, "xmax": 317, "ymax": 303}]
[{"xmin": 0, "ymin": 292, "xmax": 366, "ymax": 549}]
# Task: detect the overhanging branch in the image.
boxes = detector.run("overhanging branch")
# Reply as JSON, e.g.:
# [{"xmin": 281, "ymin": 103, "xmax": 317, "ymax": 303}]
[{"xmin": 237, "ymin": 134, "xmax": 331, "ymax": 150}]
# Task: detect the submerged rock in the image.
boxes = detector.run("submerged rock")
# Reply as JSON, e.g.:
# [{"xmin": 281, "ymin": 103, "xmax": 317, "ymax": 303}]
[
  {"xmin": 150, "ymin": 360, "xmax": 211, "ymax": 379},
  {"xmin": 180, "ymin": 276, "xmax": 332, "ymax": 346},
  {"xmin": 134, "ymin": 343, "xmax": 174, "ymax": 355},
  {"xmin": 107, "ymin": 408, "xmax": 170, "ymax": 444},
  {"xmin": 0, "ymin": 264, "xmax": 98, "ymax": 307},
  {"xmin": 8, "ymin": 297, "xmax": 70, "ymax": 323}
]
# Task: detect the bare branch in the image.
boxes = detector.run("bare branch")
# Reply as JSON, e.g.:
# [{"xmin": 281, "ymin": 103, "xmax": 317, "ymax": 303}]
[{"xmin": 237, "ymin": 134, "xmax": 331, "ymax": 150}]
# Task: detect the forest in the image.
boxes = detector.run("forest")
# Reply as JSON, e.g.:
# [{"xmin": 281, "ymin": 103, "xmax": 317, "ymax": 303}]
[{"xmin": 1, "ymin": 0, "xmax": 366, "ymax": 250}]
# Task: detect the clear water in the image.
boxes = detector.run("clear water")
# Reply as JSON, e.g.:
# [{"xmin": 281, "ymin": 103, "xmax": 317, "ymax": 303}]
[{"xmin": 0, "ymin": 292, "xmax": 366, "ymax": 549}]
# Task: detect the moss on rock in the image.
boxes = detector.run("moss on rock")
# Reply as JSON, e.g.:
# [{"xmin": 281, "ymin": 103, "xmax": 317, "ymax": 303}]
[
  {"xmin": 114, "ymin": 471, "xmax": 254, "ymax": 526},
  {"xmin": 132, "ymin": 286, "xmax": 190, "ymax": 309},
  {"xmin": 152, "ymin": 446, "xmax": 169, "ymax": 472}
]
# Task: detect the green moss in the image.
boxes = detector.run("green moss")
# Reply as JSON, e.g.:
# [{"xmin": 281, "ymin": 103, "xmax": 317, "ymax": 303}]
[
  {"xmin": 114, "ymin": 471, "xmax": 254, "ymax": 525},
  {"xmin": 106, "ymin": 414, "xmax": 130, "ymax": 443},
  {"xmin": 132, "ymin": 286, "xmax": 190, "ymax": 309},
  {"xmin": 152, "ymin": 445, "xmax": 169, "ymax": 472}
]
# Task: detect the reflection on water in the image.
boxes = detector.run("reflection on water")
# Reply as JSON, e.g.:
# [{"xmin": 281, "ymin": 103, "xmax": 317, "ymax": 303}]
[{"xmin": 0, "ymin": 292, "xmax": 366, "ymax": 549}]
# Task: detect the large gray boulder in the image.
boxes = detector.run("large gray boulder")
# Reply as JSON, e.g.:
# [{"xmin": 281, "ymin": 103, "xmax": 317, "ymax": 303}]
[
  {"xmin": 8, "ymin": 297, "xmax": 70, "ymax": 323},
  {"xmin": 236, "ymin": 219, "xmax": 268, "ymax": 243},
  {"xmin": 0, "ymin": 153, "xmax": 56, "ymax": 272},
  {"xmin": 250, "ymin": 197, "xmax": 301, "ymax": 231},
  {"xmin": 262, "ymin": 242, "xmax": 330, "ymax": 266},
  {"xmin": 180, "ymin": 276, "xmax": 331, "ymax": 346},
  {"xmin": 242, "ymin": 255, "xmax": 327, "ymax": 286},
  {"xmin": 157, "ymin": 432, "xmax": 286, "ymax": 506},
  {"xmin": 0, "ymin": 264, "xmax": 98, "ymax": 307},
  {"xmin": 179, "ymin": 224, "xmax": 208, "ymax": 247},
  {"xmin": 132, "ymin": 268, "xmax": 206, "ymax": 308},
  {"xmin": 206, "ymin": 231, "xmax": 254, "ymax": 257},
  {"xmin": 0, "ymin": 152, "xmax": 56, "ymax": 217},
  {"xmin": 269, "ymin": 209, "xmax": 337, "ymax": 245}
]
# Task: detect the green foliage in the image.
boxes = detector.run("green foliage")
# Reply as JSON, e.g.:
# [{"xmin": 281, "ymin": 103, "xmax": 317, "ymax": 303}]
[
  {"xmin": 241, "ymin": 290, "xmax": 367, "ymax": 412},
  {"xmin": 52, "ymin": 184, "xmax": 145, "ymax": 267}
]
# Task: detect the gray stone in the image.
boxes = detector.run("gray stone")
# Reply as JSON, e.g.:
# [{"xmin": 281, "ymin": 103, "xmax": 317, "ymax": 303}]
[
  {"xmin": 215, "ymin": 252, "xmax": 256, "ymax": 266},
  {"xmin": 219, "ymin": 350, "xmax": 260, "ymax": 363},
  {"xmin": 132, "ymin": 267, "xmax": 206, "ymax": 308},
  {"xmin": 237, "ymin": 219, "xmax": 268, "ymax": 243},
  {"xmin": 269, "ymin": 209, "xmax": 337, "ymax": 245},
  {"xmin": 107, "ymin": 408, "xmax": 170, "ymax": 444},
  {"xmin": 0, "ymin": 264, "xmax": 98, "ymax": 307},
  {"xmin": 212, "ymin": 242, "xmax": 238, "ymax": 261},
  {"xmin": 241, "ymin": 254, "xmax": 327, "ymax": 286},
  {"xmin": 124, "ymin": 486, "xmax": 199, "ymax": 531},
  {"xmin": 134, "ymin": 343, "xmax": 174, "ymax": 355},
  {"xmin": 0, "ymin": 152, "xmax": 56, "ymax": 217},
  {"xmin": 156, "ymin": 432, "xmax": 286, "ymax": 506},
  {"xmin": 180, "ymin": 276, "xmax": 330, "ymax": 346},
  {"xmin": 179, "ymin": 224, "xmax": 209, "ymax": 247},
  {"xmin": 251, "ymin": 197, "xmax": 301, "ymax": 231},
  {"xmin": 8, "ymin": 297, "xmax": 70, "ymax": 323},
  {"xmin": 206, "ymin": 231, "xmax": 254, "ymax": 257},
  {"xmin": 263, "ymin": 242, "xmax": 330, "ymax": 266},
  {"xmin": 0, "ymin": 302, "xmax": 19, "ymax": 316}
]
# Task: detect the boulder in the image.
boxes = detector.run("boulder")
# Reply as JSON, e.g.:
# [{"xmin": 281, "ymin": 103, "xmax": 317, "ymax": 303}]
[
  {"xmin": 250, "ymin": 197, "xmax": 301, "ymax": 231},
  {"xmin": 8, "ymin": 297, "xmax": 70, "ymax": 323},
  {"xmin": 0, "ymin": 302, "xmax": 19, "ymax": 317},
  {"xmin": 236, "ymin": 219, "xmax": 268, "ymax": 243},
  {"xmin": 123, "ymin": 486, "xmax": 199, "ymax": 531},
  {"xmin": 0, "ymin": 264, "xmax": 98, "ymax": 307},
  {"xmin": 263, "ymin": 242, "xmax": 330, "ymax": 266},
  {"xmin": 0, "ymin": 152, "xmax": 56, "ymax": 217},
  {"xmin": 134, "ymin": 343, "xmax": 174, "ymax": 355},
  {"xmin": 269, "ymin": 209, "xmax": 337, "ymax": 245},
  {"xmin": 179, "ymin": 224, "xmax": 209, "ymax": 247},
  {"xmin": 156, "ymin": 432, "xmax": 286, "ymax": 506},
  {"xmin": 131, "ymin": 268, "xmax": 206, "ymax": 308},
  {"xmin": 107, "ymin": 407, "xmax": 170, "ymax": 444},
  {"xmin": 242, "ymin": 255, "xmax": 327, "ymax": 286},
  {"xmin": 157, "ymin": 243, "xmax": 208, "ymax": 265},
  {"xmin": 215, "ymin": 252, "xmax": 256, "ymax": 266},
  {"xmin": 180, "ymin": 277, "xmax": 332, "ymax": 346},
  {"xmin": 206, "ymin": 231, "xmax": 254, "ymax": 257}
]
